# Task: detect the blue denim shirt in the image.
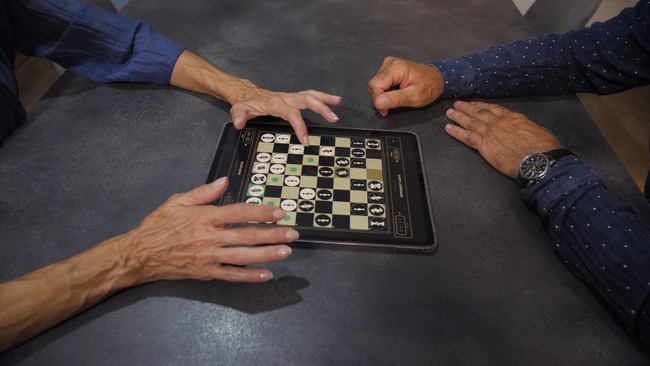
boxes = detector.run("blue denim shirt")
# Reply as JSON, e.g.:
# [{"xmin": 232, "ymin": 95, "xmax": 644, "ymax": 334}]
[
  {"xmin": 0, "ymin": 0, "xmax": 184, "ymax": 143},
  {"xmin": 433, "ymin": 1, "xmax": 650, "ymax": 347}
]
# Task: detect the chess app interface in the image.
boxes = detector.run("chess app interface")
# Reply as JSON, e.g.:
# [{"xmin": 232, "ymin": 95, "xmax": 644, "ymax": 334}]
[{"xmin": 208, "ymin": 122, "xmax": 436, "ymax": 251}]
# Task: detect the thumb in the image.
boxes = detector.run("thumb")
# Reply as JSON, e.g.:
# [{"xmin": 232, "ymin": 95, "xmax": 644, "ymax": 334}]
[
  {"xmin": 167, "ymin": 177, "xmax": 229, "ymax": 207},
  {"xmin": 374, "ymin": 88, "xmax": 412, "ymax": 111},
  {"xmin": 230, "ymin": 104, "xmax": 251, "ymax": 129}
]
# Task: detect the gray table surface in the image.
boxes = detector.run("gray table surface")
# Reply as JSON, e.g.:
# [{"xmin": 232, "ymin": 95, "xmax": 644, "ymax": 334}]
[{"xmin": 2, "ymin": 0, "xmax": 649, "ymax": 364}]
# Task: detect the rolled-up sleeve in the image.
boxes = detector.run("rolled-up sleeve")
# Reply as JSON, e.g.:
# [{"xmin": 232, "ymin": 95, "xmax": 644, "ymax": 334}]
[{"xmin": 7, "ymin": 0, "xmax": 184, "ymax": 85}]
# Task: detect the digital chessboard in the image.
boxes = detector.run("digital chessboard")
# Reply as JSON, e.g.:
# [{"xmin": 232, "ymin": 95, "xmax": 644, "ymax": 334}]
[{"xmin": 207, "ymin": 121, "xmax": 436, "ymax": 252}]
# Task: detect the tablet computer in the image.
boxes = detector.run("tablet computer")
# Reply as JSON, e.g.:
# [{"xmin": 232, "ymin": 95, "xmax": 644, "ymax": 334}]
[{"xmin": 207, "ymin": 121, "xmax": 437, "ymax": 252}]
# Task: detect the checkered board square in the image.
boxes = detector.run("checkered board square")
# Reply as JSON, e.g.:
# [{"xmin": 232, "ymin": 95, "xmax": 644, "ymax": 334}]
[{"xmin": 245, "ymin": 132, "xmax": 388, "ymax": 231}]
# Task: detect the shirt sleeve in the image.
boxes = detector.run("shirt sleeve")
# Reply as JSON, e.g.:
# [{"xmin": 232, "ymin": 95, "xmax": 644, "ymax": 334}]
[
  {"xmin": 7, "ymin": 0, "xmax": 185, "ymax": 85},
  {"xmin": 431, "ymin": 0, "xmax": 650, "ymax": 98},
  {"xmin": 521, "ymin": 156, "xmax": 650, "ymax": 346}
]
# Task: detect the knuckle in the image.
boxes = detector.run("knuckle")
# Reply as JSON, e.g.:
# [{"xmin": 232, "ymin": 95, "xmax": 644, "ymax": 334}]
[
  {"xmin": 394, "ymin": 92, "xmax": 406, "ymax": 106},
  {"xmin": 493, "ymin": 105, "xmax": 508, "ymax": 113},
  {"xmin": 510, "ymin": 116, "xmax": 528, "ymax": 126},
  {"xmin": 228, "ymin": 203, "xmax": 251, "ymax": 220},
  {"xmin": 288, "ymin": 109, "xmax": 302, "ymax": 120},
  {"xmin": 467, "ymin": 134, "xmax": 481, "ymax": 147},
  {"xmin": 227, "ymin": 250, "xmax": 247, "ymax": 264},
  {"xmin": 475, "ymin": 109, "xmax": 491, "ymax": 117},
  {"xmin": 384, "ymin": 56, "xmax": 396, "ymax": 64},
  {"xmin": 274, "ymin": 229, "xmax": 290, "ymax": 243},
  {"xmin": 166, "ymin": 193, "xmax": 184, "ymax": 204},
  {"xmin": 412, "ymin": 94, "xmax": 428, "ymax": 108},
  {"xmin": 169, "ymin": 192, "xmax": 184, "ymax": 200},
  {"xmin": 302, "ymin": 95, "xmax": 318, "ymax": 106},
  {"xmin": 464, "ymin": 116, "xmax": 477, "ymax": 127},
  {"xmin": 222, "ymin": 270, "xmax": 240, "ymax": 282},
  {"xmin": 237, "ymin": 228, "xmax": 259, "ymax": 243}
]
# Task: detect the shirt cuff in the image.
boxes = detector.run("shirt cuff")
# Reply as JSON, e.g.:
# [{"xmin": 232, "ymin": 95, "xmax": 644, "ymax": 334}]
[
  {"xmin": 107, "ymin": 23, "xmax": 185, "ymax": 85},
  {"xmin": 430, "ymin": 57, "xmax": 478, "ymax": 98}
]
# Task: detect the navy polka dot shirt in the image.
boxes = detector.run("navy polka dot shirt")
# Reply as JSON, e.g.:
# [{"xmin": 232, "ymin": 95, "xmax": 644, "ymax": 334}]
[
  {"xmin": 432, "ymin": 2, "xmax": 649, "ymax": 99},
  {"xmin": 433, "ymin": 2, "xmax": 650, "ymax": 348}
]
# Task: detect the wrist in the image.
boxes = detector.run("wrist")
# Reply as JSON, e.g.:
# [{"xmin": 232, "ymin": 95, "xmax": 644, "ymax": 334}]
[
  {"xmin": 220, "ymin": 76, "xmax": 269, "ymax": 106},
  {"xmin": 521, "ymin": 156, "xmax": 602, "ymax": 217},
  {"xmin": 427, "ymin": 64, "xmax": 444, "ymax": 101},
  {"xmin": 430, "ymin": 59, "xmax": 473, "ymax": 98},
  {"xmin": 171, "ymin": 50, "xmax": 261, "ymax": 105},
  {"xmin": 516, "ymin": 149, "xmax": 575, "ymax": 188},
  {"xmin": 109, "ymin": 233, "xmax": 149, "ymax": 286}
]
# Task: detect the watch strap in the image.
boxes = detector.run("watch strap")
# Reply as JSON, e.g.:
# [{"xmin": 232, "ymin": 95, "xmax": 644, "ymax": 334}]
[{"xmin": 544, "ymin": 149, "xmax": 574, "ymax": 164}]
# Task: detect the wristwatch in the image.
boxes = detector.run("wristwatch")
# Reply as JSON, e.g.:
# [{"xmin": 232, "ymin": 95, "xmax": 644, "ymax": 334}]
[{"xmin": 516, "ymin": 149, "xmax": 574, "ymax": 188}]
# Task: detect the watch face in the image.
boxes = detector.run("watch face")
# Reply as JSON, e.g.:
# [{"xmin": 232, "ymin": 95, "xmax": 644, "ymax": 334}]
[{"xmin": 519, "ymin": 153, "xmax": 550, "ymax": 180}]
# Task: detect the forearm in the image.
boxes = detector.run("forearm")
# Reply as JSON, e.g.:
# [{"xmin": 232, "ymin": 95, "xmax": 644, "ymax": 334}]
[
  {"xmin": 0, "ymin": 180, "xmax": 298, "ymax": 352},
  {"xmin": 170, "ymin": 50, "xmax": 268, "ymax": 105},
  {"xmin": 431, "ymin": 35, "xmax": 577, "ymax": 98},
  {"xmin": 8, "ymin": 0, "xmax": 184, "ymax": 84},
  {"xmin": 522, "ymin": 157, "xmax": 650, "ymax": 340},
  {"xmin": 0, "ymin": 235, "xmax": 141, "ymax": 351},
  {"xmin": 432, "ymin": 2, "xmax": 650, "ymax": 98}
]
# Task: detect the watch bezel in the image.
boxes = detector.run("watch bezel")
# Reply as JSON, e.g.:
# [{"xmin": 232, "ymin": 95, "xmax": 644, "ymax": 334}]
[
  {"xmin": 519, "ymin": 152, "xmax": 550, "ymax": 180},
  {"xmin": 516, "ymin": 149, "xmax": 575, "ymax": 188},
  {"xmin": 517, "ymin": 152, "xmax": 550, "ymax": 187}
]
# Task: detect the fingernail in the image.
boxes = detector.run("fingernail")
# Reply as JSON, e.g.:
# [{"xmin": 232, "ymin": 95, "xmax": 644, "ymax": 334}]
[
  {"xmin": 329, "ymin": 111, "xmax": 339, "ymax": 121},
  {"xmin": 278, "ymin": 245, "xmax": 293, "ymax": 256},
  {"xmin": 212, "ymin": 177, "xmax": 227, "ymax": 187},
  {"xmin": 446, "ymin": 108, "xmax": 454, "ymax": 116},
  {"xmin": 260, "ymin": 272, "xmax": 273, "ymax": 280},
  {"xmin": 284, "ymin": 230, "xmax": 299, "ymax": 241},
  {"xmin": 273, "ymin": 208, "xmax": 286, "ymax": 219},
  {"xmin": 302, "ymin": 135, "xmax": 310, "ymax": 146}
]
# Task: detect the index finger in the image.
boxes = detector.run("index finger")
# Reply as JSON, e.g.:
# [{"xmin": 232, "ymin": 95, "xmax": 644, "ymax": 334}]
[
  {"xmin": 300, "ymin": 90, "xmax": 342, "ymax": 106},
  {"xmin": 295, "ymin": 93, "xmax": 340, "ymax": 124},
  {"xmin": 282, "ymin": 108, "xmax": 310, "ymax": 146},
  {"xmin": 368, "ymin": 69, "xmax": 397, "ymax": 101},
  {"xmin": 368, "ymin": 57, "xmax": 402, "ymax": 99},
  {"xmin": 165, "ymin": 178, "xmax": 229, "ymax": 207},
  {"xmin": 207, "ymin": 203, "xmax": 287, "ymax": 226}
]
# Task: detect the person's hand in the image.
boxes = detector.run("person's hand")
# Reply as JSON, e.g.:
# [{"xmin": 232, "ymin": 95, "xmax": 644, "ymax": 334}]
[
  {"xmin": 229, "ymin": 83, "xmax": 341, "ymax": 145},
  {"xmin": 121, "ymin": 177, "xmax": 297, "ymax": 283},
  {"xmin": 368, "ymin": 56, "xmax": 444, "ymax": 116},
  {"xmin": 170, "ymin": 50, "xmax": 341, "ymax": 146},
  {"xmin": 0, "ymin": 177, "xmax": 296, "ymax": 351},
  {"xmin": 444, "ymin": 101, "xmax": 561, "ymax": 179}
]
